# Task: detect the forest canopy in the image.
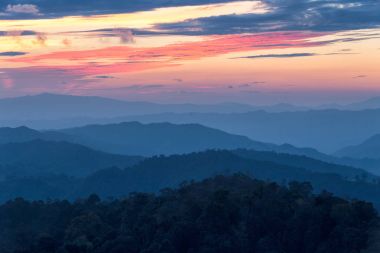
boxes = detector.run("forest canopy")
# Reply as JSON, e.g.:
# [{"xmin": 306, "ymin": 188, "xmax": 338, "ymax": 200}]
[{"xmin": 0, "ymin": 174, "xmax": 376, "ymax": 253}]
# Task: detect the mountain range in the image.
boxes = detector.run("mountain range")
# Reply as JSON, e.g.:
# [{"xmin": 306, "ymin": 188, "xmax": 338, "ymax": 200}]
[
  {"xmin": 0, "ymin": 93, "xmax": 308, "ymax": 122},
  {"xmin": 0, "ymin": 140, "xmax": 142, "ymax": 178},
  {"xmin": 335, "ymin": 134, "xmax": 380, "ymax": 160},
  {"xmin": 1, "ymin": 150, "xmax": 380, "ymax": 209},
  {"xmin": 1, "ymin": 93, "xmax": 380, "ymax": 129},
  {"xmin": 0, "ymin": 123, "xmax": 320, "ymax": 157},
  {"xmin": 116, "ymin": 109, "xmax": 380, "ymax": 153},
  {"xmin": 0, "ymin": 122, "xmax": 380, "ymax": 178},
  {"xmin": 2, "ymin": 122, "xmax": 380, "ymax": 175},
  {"xmin": 1, "ymin": 94, "xmax": 380, "ymax": 154}
]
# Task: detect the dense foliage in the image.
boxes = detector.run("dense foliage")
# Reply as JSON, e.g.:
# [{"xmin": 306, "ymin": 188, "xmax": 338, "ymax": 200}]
[{"xmin": 0, "ymin": 175, "xmax": 376, "ymax": 253}]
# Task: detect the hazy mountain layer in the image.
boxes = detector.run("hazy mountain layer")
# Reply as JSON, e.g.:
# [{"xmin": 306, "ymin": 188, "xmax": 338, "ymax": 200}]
[
  {"xmin": 336, "ymin": 134, "xmax": 380, "ymax": 159},
  {"xmin": 0, "ymin": 93, "xmax": 307, "ymax": 122},
  {"xmin": 2, "ymin": 123, "xmax": 380, "ymax": 175},
  {"xmin": 113, "ymin": 109, "xmax": 380, "ymax": 153},
  {"xmin": 0, "ymin": 140, "xmax": 142, "ymax": 178}
]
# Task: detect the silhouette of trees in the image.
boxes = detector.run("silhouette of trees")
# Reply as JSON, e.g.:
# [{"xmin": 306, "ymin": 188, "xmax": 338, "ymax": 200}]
[{"xmin": 0, "ymin": 175, "xmax": 376, "ymax": 253}]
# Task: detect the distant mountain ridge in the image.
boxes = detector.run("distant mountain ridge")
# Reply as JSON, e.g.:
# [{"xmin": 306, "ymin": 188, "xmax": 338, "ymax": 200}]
[
  {"xmin": 345, "ymin": 97, "xmax": 380, "ymax": 111},
  {"xmin": 59, "ymin": 121, "xmax": 279, "ymax": 156},
  {"xmin": 2, "ymin": 123, "xmax": 380, "ymax": 175},
  {"xmin": 58, "ymin": 121, "xmax": 380, "ymax": 176},
  {"xmin": 335, "ymin": 134, "xmax": 380, "ymax": 159},
  {"xmin": 114, "ymin": 109, "xmax": 380, "ymax": 153},
  {"xmin": 2, "ymin": 93, "xmax": 380, "ymax": 123},
  {"xmin": 0, "ymin": 93, "xmax": 308, "ymax": 122}
]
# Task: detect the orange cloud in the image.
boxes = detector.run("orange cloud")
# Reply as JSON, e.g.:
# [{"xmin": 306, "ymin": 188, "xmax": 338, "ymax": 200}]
[
  {"xmin": 12, "ymin": 31, "xmax": 328, "ymax": 65},
  {"xmin": 2, "ymin": 31, "xmax": 329, "ymax": 89}
]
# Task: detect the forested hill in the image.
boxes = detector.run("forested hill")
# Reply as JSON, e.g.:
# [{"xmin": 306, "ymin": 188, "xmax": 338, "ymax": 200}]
[
  {"xmin": 0, "ymin": 140, "xmax": 143, "ymax": 178},
  {"xmin": 78, "ymin": 150, "xmax": 380, "ymax": 208},
  {"xmin": 2, "ymin": 149, "xmax": 379, "ymax": 209},
  {"xmin": 0, "ymin": 175, "xmax": 376, "ymax": 253}
]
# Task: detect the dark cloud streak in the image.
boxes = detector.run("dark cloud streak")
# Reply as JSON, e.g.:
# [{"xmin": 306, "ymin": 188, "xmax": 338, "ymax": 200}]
[
  {"xmin": 0, "ymin": 0, "xmax": 245, "ymax": 19},
  {"xmin": 233, "ymin": 53, "xmax": 316, "ymax": 59},
  {"xmin": 0, "ymin": 51, "xmax": 27, "ymax": 56}
]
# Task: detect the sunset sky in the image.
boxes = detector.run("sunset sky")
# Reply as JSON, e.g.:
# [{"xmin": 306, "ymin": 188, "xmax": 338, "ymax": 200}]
[{"xmin": 0, "ymin": 0, "xmax": 379, "ymax": 105}]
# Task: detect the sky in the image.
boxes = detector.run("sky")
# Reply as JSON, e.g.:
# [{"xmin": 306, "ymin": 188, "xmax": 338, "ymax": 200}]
[{"xmin": 0, "ymin": 0, "xmax": 379, "ymax": 105}]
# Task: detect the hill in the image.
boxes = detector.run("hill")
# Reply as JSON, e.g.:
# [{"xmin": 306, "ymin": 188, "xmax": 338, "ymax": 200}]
[
  {"xmin": 2, "ymin": 124, "xmax": 380, "ymax": 176},
  {"xmin": 0, "ymin": 93, "xmax": 258, "ymax": 121},
  {"xmin": 231, "ymin": 149, "xmax": 371, "ymax": 179},
  {"xmin": 59, "ymin": 122, "xmax": 280, "ymax": 156},
  {"xmin": 335, "ymin": 134, "xmax": 380, "ymax": 159},
  {"xmin": 3, "ymin": 124, "xmax": 378, "ymax": 176},
  {"xmin": 0, "ymin": 126, "xmax": 71, "ymax": 144},
  {"xmin": 1, "ymin": 150, "xmax": 380, "ymax": 208},
  {"xmin": 345, "ymin": 97, "xmax": 380, "ymax": 110},
  {"xmin": 75, "ymin": 150, "xmax": 380, "ymax": 208},
  {"xmin": 0, "ymin": 93, "xmax": 310, "ymax": 128},
  {"xmin": 116, "ymin": 109, "xmax": 380, "ymax": 152},
  {"xmin": 0, "ymin": 140, "xmax": 142, "ymax": 178}
]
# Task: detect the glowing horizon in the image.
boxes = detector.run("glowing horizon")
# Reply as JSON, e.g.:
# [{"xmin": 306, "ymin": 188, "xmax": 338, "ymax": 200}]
[{"xmin": 0, "ymin": 0, "xmax": 379, "ymax": 105}]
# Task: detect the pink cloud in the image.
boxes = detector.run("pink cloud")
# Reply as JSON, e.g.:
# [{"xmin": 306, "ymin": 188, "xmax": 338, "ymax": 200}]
[
  {"xmin": 12, "ymin": 31, "xmax": 328, "ymax": 65},
  {"xmin": 1, "ymin": 31, "xmax": 329, "ymax": 93}
]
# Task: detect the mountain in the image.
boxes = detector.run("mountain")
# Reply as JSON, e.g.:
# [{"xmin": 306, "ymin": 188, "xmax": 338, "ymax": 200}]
[
  {"xmin": 113, "ymin": 109, "xmax": 380, "ymax": 153},
  {"xmin": 0, "ymin": 126, "xmax": 71, "ymax": 144},
  {"xmin": 0, "ymin": 93, "xmax": 166, "ymax": 120},
  {"xmin": 3, "ymin": 124, "xmax": 380, "ymax": 176},
  {"xmin": 4, "ymin": 123, "xmax": 379, "ymax": 175},
  {"xmin": 0, "ymin": 93, "xmax": 311, "ymax": 127},
  {"xmin": 231, "ymin": 149, "xmax": 371, "ymax": 179},
  {"xmin": 73, "ymin": 150, "xmax": 380, "ymax": 209},
  {"xmin": 0, "ymin": 149, "xmax": 379, "ymax": 208},
  {"xmin": 345, "ymin": 97, "xmax": 380, "ymax": 110},
  {"xmin": 0, "ymin": 123, "xmax": 341, "ymax": 159},
  {"xmin": 61, "ymin": 120, "xmax": 380, "ymax": 176},
  {"xmin": 317, "ymin": 97, "xmax": 380, "ymax": 111},
  {"xmin": 0, "ymin": 126, "xmax": 41, "ymax": 144},
  {"xmin": 335, "ymin": 134, "xmax": 380, "ymax": 159},
  {"xmin": 59, "ymin": 122, "xmax": 282, "ymax": 156},
  {"xmin": 60, "ymin": 121, "xmax": 364, "ymax": 158},
  {"xmin": 0, "ymin": 140, "xmax": 142, "ymax": 178}
]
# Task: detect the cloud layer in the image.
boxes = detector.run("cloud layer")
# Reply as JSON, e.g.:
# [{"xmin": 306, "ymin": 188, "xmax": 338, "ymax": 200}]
[
  {"xmin": 0, "ymin": 0, "xmax": 246, "ymax": 19},
  {"xmin": 154, "ymin": 0, "xmax": 380, "ymax": 34}
]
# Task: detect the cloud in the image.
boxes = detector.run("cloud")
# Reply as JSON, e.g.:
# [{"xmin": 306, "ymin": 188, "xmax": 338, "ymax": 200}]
[
  {"xmin": 0, "ymin": 51, "xmax": 27, "ymax": 57},
  {"xmin": 95, "ymin": 75, "xmax": 115, "ymax": 79},
  {"xmin": 2, "ymin": 31, "xmax": 327, "ymax": 91},
  {"xmin": 62, "ymin": 38, "xmax": 71, "ymax": 47},
  {"xmin": 113, "ymin": 29, "xmax": 135, "ymax": 44},
  {"xmin": 239, "ymin": 81, "xmax": 266, "ymax": 87},
  {"xmin": 1, "ymin": 4, "xmax": 41, "ymax": 18},
  {"xmin": 0, "ymin": 0, "xmax": 245, "ymax": 19},
  {"xmin": 0, "ymin": 30, "xmax": 37, "ymax": 37},
  {"xmin": 33, "ymin": 33, "xmax": 47, "ymax": 46},
  {"xmin": 234, "ymin": 53, "xmax": 316, "ymax": 59},
  {"xmin": 5, "ymin": 4, "xmax": 40, "ymax": 15},
  {"xmin": 124, "ymin": 84, "xmax": 165, "ymax": 90},
  {"xmin": 353, "ymin": 75, "xmax": 367, "ymax": 79},
  {"xmin": 153, "ymin": 0, "xmax": 380, "ymax": 34},
  {"xmin": 11, "ymin": 32, "xmax": 327, "ymax": 64}
]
